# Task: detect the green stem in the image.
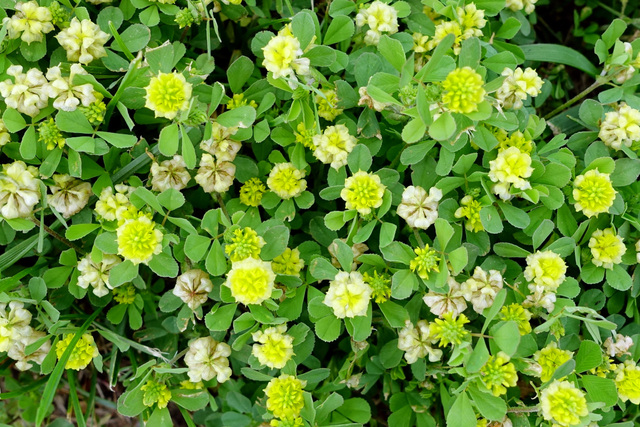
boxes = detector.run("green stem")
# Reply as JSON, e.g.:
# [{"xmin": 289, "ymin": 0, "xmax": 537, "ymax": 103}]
[
  {"xmin": 544, "ymin": 75, "xmax": 612, "ymax": 120},
  {"xmin": 29, "ymin": 217, "xmax": 87, "ymax": 255}
]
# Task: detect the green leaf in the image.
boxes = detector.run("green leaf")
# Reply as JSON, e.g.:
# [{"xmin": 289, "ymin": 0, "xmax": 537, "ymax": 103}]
[
  {"xmin": 575, "ymin": 340, "xmax": 603, "ymax": 373},
  {"xmin": 158, "ymin": 124, "xmax": 179, "ymax": 156},
  {"xmin": 96, "ymin": 131, "xmax": 137, "ymax": 148},
  {"xmin": 261, "ymin": 225, "xmax": 290, "ymax": 260},
  {"xmin": 157, "ymin": 188, "xmax": 185, "ymax": 211},
  {"xmin": 148, "ymin": 252, "xmax": 178, "ymax": 278},
  {"xmin": 304, "ymin": 45, "xmax": 336, "ymax": 67},
  {"xmin": 184, "ymin": 234, "xmax": 210, "ymax": 262},
  {"xmin": 379, "ymin": 301, "xmax": 409, "ymax": 328},
  {"xmin": 336, "ymin": 398, "xmax": 371, "ymax": 424},
  {"xmin": 227, "ymin": 56, "xmax": 254, "ymax": 93},
  {"xmin": 496, "ymin": 17, "xmax": 521, "ymax": 39},
  {"xmin": 378, "ymin": 35, "xmax": 405, "ymax": 72},
  {"xmin": 180, "ymin": 125, "xmax": 196, "ymax": 170},
  {"xmin": 109, "ymin": 260, "xmax": 139, "ymax": 287},
  {"xmin": 429, "ymin": 112, "xmax": 456, "ymax": 141},
  {"xmin": 606, "ymin": 264, "xmax": 632, "ymax": 291},
  {"xmin": 205, "ymin": 240, "xmax": 227, "ymax": 277},
  {"xmin": 309, "ymin": 257, "xmax": 338, "ymax": 281},
  {"xmin": 314, "ymin": 315, "xmax": 341, "ymax": 342},
  {"xmin": 493, "ymin": 242, "xmax": 530, "ymax": 258},
  {"xmin": 205, "ymin": 304, "xmax": 237, "ymax": 331},
  {"xmin": 20, "ymin": 125, "xmax": 37, "ymax": 160},
  {"xmin": 56, "ymin": 110, "xmax": 94, "ymax": 134},
  {"xmin": 65, "ymin": 224, "xmax": 100, "ymax": 241},
  {"xmin": 448, "ymin": 246, "xmax": 468, "ymax": 275},
  {"xmin": 348, "ymin": 144, "xmax": 373, "ymax": 174},
  {"xmin": 611, "ymin": 158, "xmax": 640, "ymax": 186},
  {"xmin": 216, "ymin": 106, "xmax": 256, "ymax": 128},
  {"xmin": 324, "ymin": 15, "xmax": 355, "ymax": 45},
  {"xmin": 492, "ymin": 321, "xmax": 520, "ymax": 357},
  {"xmin": 469, "ymin": 386, "xmax": 507, "ymax": 421},
  {"xmin": 480, "ymin": 206, "xmax": 503, "ymax": 234},
  {"xmin": 28, "ymin": 277, "xmax": 47, "ymax": 302},
  {"xmin": 147, "ymin": 407, "xmax": 172, "ymax": 427},
  {"xmin": 113, "ymin": 23, "xmax": 150, "ymax": 53},
  {"xmin": 581, "ymin": 375, "xmax": 618, "ymax": 407},
  {"xmin": 519, "ymin": 44, "xmax": 598, "ymax": 76},
  {"xmin": 20, "ymin": 39, "xmax": 47, "ymax": 62},
  {"xmin": 391, "ymin": 269, "xmax": 417, "ymax": 300},
  {"xmin": 446, "ymin": 392, "xmax": 476, "ymax": 427},
  {"xmin": 497, "ymin": 202, "xmax": 530, "ymax": 229},
  {"xmin": 466, "ymin": 338, "xmax": 490, "ymax": 373},
  {"xmin": 3, "ymin": 108, "xmax": 27, "ymax": 132},
  {"xmin": 435, "ymin": 218, "xmax": 454, "ymax": 250},
  {"xmin": 578, "ymin": 99, "xmax": 603, "ymax": 128},
  {"xmin": 130, "ymin": 187, "xmax": 165, "ymax": 214}
]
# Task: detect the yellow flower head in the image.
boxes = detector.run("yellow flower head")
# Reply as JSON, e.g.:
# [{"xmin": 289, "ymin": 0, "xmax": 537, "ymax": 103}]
[
  {"xmin": 116, "ymin": 216, "xmax": 163, "ymax": 265},
  {"xmin": 498, "ymin": 131, "xmax": 534, "ymax": 154},
  {"xmin": 431, "ymin": 312, "xmax": 470, "ymax": 347},
  {"xmin": 294, "ymin": 122, "xmax": 317, "ymax": 149},
  {"xmin": 225, "ymin": 227, "xmax": 265, "ymax": 262},
  {"xmin": 489, "ymin": 147, "xmax": 533, "ymax": 189},
  {"xmin": 323, "ymin": 271, "xmax": 372, "ymax": 318},
  {"xmin": 267, "ymin": 163, "xmax": 307, "ymax": 200},
  {"xmin": 412, "ymin": 32, "xmax": 430, "ymax": 53},
  {"xmin": 534, "ymin": 342, "xmax": 572, "ymax": 382},
  {"xmin": 454, "ymin": 195, "xmax": 484, "ymax": 232},
  {"xmin": 457, "ymin": 3, "xmax": 486, "ymax": 38},
  {"xmin": 38, "ymin": 117, "xmax": 65, "ymax": 150},
  {"xmin": 252, "ymin": 324, "xmax": 295, "ymax": 369},
  {"xmin": 524, "ymin": 250, "xmax": 567, "ymax": 292},
  {"xmin": 239, "ymin": 177, "xmax": 267, "ymax": 207},
  {"xmin": 312, "ymin": 124, "xmax": 357, "ymax": 169},
  {"xmin": 95, "ymin": 185, "xmax": 133, "ymax": 222},
  {"xmin": 180, "ymin": 380, "xmax": 203, "ymax": 390},
  {"xmin": 573, "ymin": 169, "xmax": 616, "ymax": 218},
  {"xmin": 499, "ymin": 303, "xmax": 532, "ymax": 335},
  {"xmin": 409, "ymin": 245, "xmax": 440, "ymax": 280},
  {"xmin": 272, "ymin": 248, "xmax": 305, "ymax": 276},
  {"xmin": 497, "ymin": 67, "xmax": 544, "ymax": 109},
  {"xmin": 316, "ymin": 88, "xmax": 343, "ymax": 121},
  {"xmin": 363, "ymin": 270, "xmax": 391, "ymax": 303},
  {"xmin": 112, "ymin": 283, "xmax": 136, "ymax": 305},
  {"xmin": 265, "ymin": 375, "xmax": 307, "ymax": 420},
  {"xmin": 271, "ymin": 417, "xmax": 304, "ymax": 427},
  {"xmin": 141, "ymin": 379, "xmax": 172, "ymax": 409},
  {"xmin": 540, "ymin": 380, "xmax": 588, "ymax": 427},
  {"xmin": 599, "ymin": 103, "xmax": 640, "ymax": 150},
  {"xmin": 442, "ymin": 67, "xmax": 486, "ymax": 114},
  {"xmin": 225, "ymin": 257, "xmax": 276, "ymax": 305},
  {"xmin": 480, "ymin": 352, "xmax": 518, "ymax": 396},
  {"xmin": 145, "ymin": 72, "xmax": 193, "ymax": 120},
  {"xmin": 355, "ymin": 0, "xmax": 399, "ymax": 45},
  {"xmin": 340, "ymin": 171, "xmax": 386, "ymax": 216},
  {"xmin": 55, "ymin": 333, "xmax": 99, "ymax": 370},
  {"xmin": 427, "ymin": 21, "xmax": 463, "ymax": 53},
  {"xmin": 227, "ymin": 93, "xmax": 257, "ymax": 110},
  {"xmin": 589, "ymin": 228, "xmax": 626, "ymax": 269},
  {"xmin": 615, "ymin": 360, "xmax": 640, "ymax": 404},
  {"xmin": 262, "ymin": 35, "xmax": 309, "ymax": 81}
]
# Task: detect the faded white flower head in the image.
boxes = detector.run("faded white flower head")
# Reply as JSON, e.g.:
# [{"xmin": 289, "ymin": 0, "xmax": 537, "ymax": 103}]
[
  {"xmin": 604, "ymin": 334, "xmax": 634, "ymax": 358},
  {"xmin": 184, "ymin": 336, "xmax": 232, "ymax": 383},
  {"xmin": 523, "ymin": 287, "xmax": 556, "ymax": 313},
  {"xmin": 7, "ymin": 330, "xmax": 51, "ymax": 371},
  {"xmin": 460, "ymin": 267, "xmax": 503, "ymax": 314},
  {"xmin": 173, "ymin": 269, "xmax": 213, "ymax": 311},
  {"xmin": 44, "ymin": 64, "xmax": 97, "ymax": 112},
  {"xmin": 47, "ymin": 174, "xmax": 92, "ymax": 218},
  {"xmin": 3, "ymin": 1, "xmax": 54, "ymax": 44},
  {"xmin": 397, "ymin": 186, "xmax": 443, "ymax": 230},
  {"xmin": 195, "ymin": 153, "xmax": 236, "ymax": 193},
  {"xmin": 423, "ymin": 276, "xmax": 467, "ymax": 318},
  {"xmin": 397, "ymin": 319, "xmax": 442, "ymax": 364},
  {"xmin": 55, "ymin": 18, "xmax": 110, "ymax": 64},
  {"xmin": 0, "ymin": 301, "xmax": 33, "ymax": 353},
  {"xmin": 77, "ymin": 254, "xmax": 122, "ymax": 297},
  {"xmin": 200, "ymin": 123, "xmax": 241, "ymax": 162},
  {"xmin": 323, "ymin": 271, "xmax": 372, "ymax": 318},
  {"xmin": 150, "ymin": 155, "xmax": 191, "ymax": 192}
]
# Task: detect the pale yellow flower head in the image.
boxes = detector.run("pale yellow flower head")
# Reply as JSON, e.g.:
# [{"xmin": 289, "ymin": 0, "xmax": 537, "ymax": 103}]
[
  {"xmin": 116, "ymin": 215, "xmax": 163, "ymax": 265},
  {"xmin": 497, "ymin": 130, "xmax": 534, "ymax": 154},
  {"xmin": 427, "ymin": 21, "xmax": 463, "ymax": 53},
  {"xmin": 442, "ymin": 67, "xmax": 486, "ymax": 114},
  {"xmin": 252, "ymin": 324, "xmax": 294, "ymax": 369},
  {"xmin": 499, "ymin": 303, "xmax": 532, "ymax": 335},
  {"xmin": 0, "ymin": 301, "xmax": 33, "ymax": 353},
  {"xmin": 95, "ymin": 185, "xmax": 133, "ymax": 222},
  {"xmin": 456, "ymin": 3, "xmax": 486, "ymax": 39},
  {"xmin": 145, "ymin": 72, "xmax": 193, "ymax": 120},
  {"xmin": 184, "ymin": 336, "xmax": 232, "ymax": 383},
  {"xmin": 224, "ymin": 257, "xmax": 275, "ymax": 305},
  {"xmin": 341, "ymin": 171, "xmax": 385, "ymax": 216},
  {"xmin": 0, "ymin": 119, "xmax": 10, "ymax": 147},
  {"xmin": 316, "ymin": 88, "xmax": 343, "ymax": 121},
  {"xmin": 312, "ymin": 124, "xmax": 357, "ymax": 169},
  {"xmin": 397, "ymin": 319, "xmax": 442, "ymax": 364},
  {"xmin": 0, "ymin": 65, "xmax": 49, "ymax": 116},
  {"xmin": 488, "ymin": 147, "xmax": 533, "ymax": 200},
  {"xmin": 45, "ymin": 64, "xmax": 96, "ymax": 112},
  {"xmin": 55, "ymin": 333, "xmax": 99, "ymax": 370},
  {"xmin": 540, "ymin": 380, "xmax": 588, "ymax": 427},
  {"xmin": 55, "ymin": 18, "xmax": 110, "ymax": 64},
  {"xmin": 0, "ymin": 161, "xmax": 41, "ymax": 220},
  {"xmin": 589, "ymin": 228, "xmax": 625, "ymax": 269},
  {"xmin": 460, "ymin": 266, "xmax": 503, "ymax": 313},
  {"xmin": 323, "ymin": 271, "xmax": 372, "ymax": 318},
  {"xmin": 262, "ymin": 34, "xmax": 310, "ymax": 85},
  {"xmin": 265, "ymin": 375, "xmax": 307, "ymax": 420},
  {"xmin": 506, "ymin": 0, "xmax": 537, "ymax": 14},
  {"xmin": 141, "ymin": 379, "xmax": 172, "ymax": 409},
  {"xmin": 267, "ymin": 163, "xmax": 307, "ymax": 199},
  {"xmin": 573, "ymin": 169, "xmax": 616, "ymax": 218},
  {"xmin": 355, "ymin": 0, "xmax": 399, "ymax": 45},
  {"xmin": 599, "ymin": 103, "xmax": 640, "ymax": 150},
  {"xmin": 524, "ymin": 250, "xmax": 567, "ymax": 292},
  {"xmin": 3, "ymin": 1, "xmax": 54, "ymax": 44},
  {"xmin": 497, "ymin": 67, "xmax": 544, "ymax": 110}
]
